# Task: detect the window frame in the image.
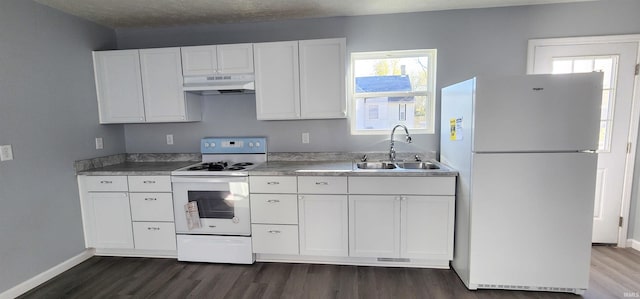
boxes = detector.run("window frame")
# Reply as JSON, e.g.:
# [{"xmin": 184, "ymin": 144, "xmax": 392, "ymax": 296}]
[{"xmin": 349, "ymin": 49, "xmax": 437, "ymax": 135}]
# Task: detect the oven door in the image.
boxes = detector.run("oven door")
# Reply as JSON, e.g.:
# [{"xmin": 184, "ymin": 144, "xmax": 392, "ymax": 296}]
[{"xmin": 172, "ymin": 176, "xmax": 250, "ymax": 236}]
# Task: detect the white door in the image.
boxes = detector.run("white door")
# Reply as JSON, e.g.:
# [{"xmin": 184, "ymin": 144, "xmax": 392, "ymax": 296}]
[
  {"xmin": 89, "ymin": 192, "xmax": 134, "ymax": 249},
  {"xmin": 254, "ymin": 41, "xmax": 301, "ymax": 120},
  {"xmin": 348, "ymin": 195, "xmax": 400, "ymax": 258},
  {"xmin": 528, "ymin": 37, "xmax": 640, "ymax": 244},
  {"xmin": 400, "ymin": 195, "xmax": 454, "ymax": 260},
  {"xmin": 299, "ymin": 38, "xmax": 347, "ymax": 119},
  {"xmin": 298, "ymin": 195, "xmax": 349, "ymax": 256},
  {"xmin": 139, "ymin": 48, "xmax": 187, "ymax": 122},
  {"xmin": 92, "ymin": 50, "xmax": 145, "ymax": 123},
  {"xmin": 181, "ymin": 45, "xmax": 218, "ymax": 76},
  {"xmin": 217, "ymin": 44, "xmax": 254, "ymax": 74}
]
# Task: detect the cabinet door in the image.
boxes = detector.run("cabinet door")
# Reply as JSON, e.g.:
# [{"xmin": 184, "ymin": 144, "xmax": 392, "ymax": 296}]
[
  {"xmin": 299, "ymin": 195, "xmax": 348, "ymax": 256},
  {"xmin": 93, "ymin": 50, "xmax": 145, "ymax": 123},
  {"xmin": 181, "ymin": 45, "xmax": 217, "ymax": 76},
  {"xmin": 299, "ymin": 38, "xmax": 347, "ymax": 119},
  {"xmin": 88, "ymin": 192, "xmax": 134, "ymax": 249},
  {"xmin": 254, "ymin": 41, "xmax": 300, "ymax": 120},
  {"xmin": 217, "ymin": 44, "xmax": 254, "ymax": 74},
  {"xmin": 139, "ymin": 48, "xmax": 187, "ymax": 122},
  {"xmin": 349, "ymin": 195, "xmax": 400, "ymax": 258},
  {"xmin": 401, "ymin": 196, "xmax": 454, "ymax": 260}
]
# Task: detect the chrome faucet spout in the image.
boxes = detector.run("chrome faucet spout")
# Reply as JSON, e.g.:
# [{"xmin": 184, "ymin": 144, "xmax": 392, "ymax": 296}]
[{"xmin": 389, "ymin": 124, "xmax": 412, "ymax": 162}]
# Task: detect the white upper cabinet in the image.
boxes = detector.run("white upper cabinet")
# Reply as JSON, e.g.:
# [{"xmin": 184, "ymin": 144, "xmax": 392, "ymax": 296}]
[
  {"xmin": 93, "ymin": 50, "xmax": 146, "ymax": 123},
  {"xmin": 254, "ymin": 41, "xmax": 301, "ymax": 120},
  {"xmin": 254, "ymin": 38, "xmax": 346, "ymax": 120},
  {"xmin": 181, "ymin": 43, "xmax": 254, "ymax": 76},
  {"xmin": 299, "ymin": 38, "xmax": 347, "ymax": 119},
  {"xmin": 93, "ymin": 48, "xmax": 201, "ymax": 124}
]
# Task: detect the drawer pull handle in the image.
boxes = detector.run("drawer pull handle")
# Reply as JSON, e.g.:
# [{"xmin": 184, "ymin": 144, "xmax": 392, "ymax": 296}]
[
  {"xmin": 100, "ymin": 181, "xmax": 113, "ymax": 184},
  {"xmin": 266, "ymin": 199, "xmax": 280, "ymax": 203},
  {"xmin": 147, "ymin": 227, "xmax": 160, "ymax": 231},
  {"xmin": 143, "ymin": 180, "xmax": 156, "ymax": 184},
  {"xmin": 315, "ymin": 182, "xmax": 329, "ymax": 185},
  {"xmin": 266, "ymin": 181, "xmax": 280, "ymax": 185},
  {"xmin": 209, "ymin": 225, "xmax": 216, "ymax": 228},
  {"xmin": 144, "ymin": 198, "xmax": 157, "ymax": 201},
  {"xmin": 268, "ymin": 230, "xmax": 281, "ymax": 234}
]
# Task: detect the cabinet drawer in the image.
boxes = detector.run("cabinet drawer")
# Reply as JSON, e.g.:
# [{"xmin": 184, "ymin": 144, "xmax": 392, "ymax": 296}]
[
  {"xmin": 128, "ymin": 176, "xmax": 172, "ymax": 192},
  {"xmin": 129, "ymin": 193, "xmax": 174, "ymax": 222},
  {"xmin": 84, "ymin": 176, "xmax": 128, "ymax": 192},
  {"xmin": 251, "ymin": 224, "xmax": 299, "ymax": 255},
  {"xmin": 250, "ymin": 194, "xmax": 298, "ymax": 224},
  {"xmin": 132, "ymin": 222, "xmax": 176, "ymax": 251},
  {"xmin": 298, "ymin": 176, "xmax": 347, "ymax": 194},
  {"xmin": 348, "ymin": 177, "xmax": 455, "ymax": 196},
  {"xmin": 249, "ymin": 176, "xmax": 297, "ymax": 193}
]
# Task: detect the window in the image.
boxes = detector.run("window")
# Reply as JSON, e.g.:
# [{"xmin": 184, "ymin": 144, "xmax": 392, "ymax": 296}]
[
  {"xmin": 350, "ymin": 49, "xmax": 437, "ymax": 135},
  {"xmin": 551, "ymin": 55, "xmax": 618, "ymax": 152}
]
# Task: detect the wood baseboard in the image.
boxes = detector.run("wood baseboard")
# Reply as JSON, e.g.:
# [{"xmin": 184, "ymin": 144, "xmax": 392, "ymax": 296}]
[{"xmin": 0, "ymin": 249, "xmax": 95, "ymax": 299}]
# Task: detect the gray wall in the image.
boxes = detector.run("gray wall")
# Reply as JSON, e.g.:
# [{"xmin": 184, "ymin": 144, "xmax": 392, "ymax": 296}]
[
  {"xmin": 0, "ymin": 0, "xmax": 120, "ymax": 293},
  {"xmin": 118, "ymin": 0, "xmax": 640, "ymax": 241}
]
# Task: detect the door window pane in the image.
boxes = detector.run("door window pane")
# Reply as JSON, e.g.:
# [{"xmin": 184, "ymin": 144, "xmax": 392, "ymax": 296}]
[{"xmin": 551, "ymin": 55, "xmax": 619, "ymax": 152}]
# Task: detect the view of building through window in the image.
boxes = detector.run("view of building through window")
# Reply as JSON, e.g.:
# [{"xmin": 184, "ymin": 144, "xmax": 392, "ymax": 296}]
[{"xmin": 350, "ymin": 50, "xmax": 436, "ymax": 134}]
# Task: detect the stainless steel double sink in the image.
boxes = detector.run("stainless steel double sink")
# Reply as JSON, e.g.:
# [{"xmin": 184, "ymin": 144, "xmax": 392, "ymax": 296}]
[{"xmin": 354, "ymin": 161, "xmax": 440, "ymax": 170}]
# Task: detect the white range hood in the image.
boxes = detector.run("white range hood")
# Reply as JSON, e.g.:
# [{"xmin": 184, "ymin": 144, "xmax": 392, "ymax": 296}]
[{"xmin": 183, "ymin": 74, "xmax": 255, "ymax": 95}]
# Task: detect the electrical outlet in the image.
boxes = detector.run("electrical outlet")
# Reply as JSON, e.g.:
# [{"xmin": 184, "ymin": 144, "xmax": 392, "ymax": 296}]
[
  {"xmin": 95, "ymin": 138, "xmax": 103, "ymax": 150},
  {"xmin": 302, "ymin": 132, "xmax": 310, "ymax": 144},
  {"xmin": 0, "ymin": 145, "xmax": 13, "ymax": 161},
  {"xmin": 166, "ymin": 134, "xmax": 174, "ymax": 145}
]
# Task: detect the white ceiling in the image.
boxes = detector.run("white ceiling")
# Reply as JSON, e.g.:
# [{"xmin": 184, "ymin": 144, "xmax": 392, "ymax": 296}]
[{"xmin": 35, "ymin": 0, "xmax": 594, "ymax": 29}]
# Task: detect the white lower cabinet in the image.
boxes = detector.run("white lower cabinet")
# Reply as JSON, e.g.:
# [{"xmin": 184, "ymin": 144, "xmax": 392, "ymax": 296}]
[
  {"xmin": 348, "ymin": 177, "xmax": 455, "ymax": 261},
  {"xmin": 298, "ymin": 195, "xmax": 348, "ymax": 256},
  {"xmin": 80, "ymin": 175, "xmax": 176, "ymax": 256},
  {"xmin": 88, "ymin": 192, "xmax": 134, "ymax": 249}
]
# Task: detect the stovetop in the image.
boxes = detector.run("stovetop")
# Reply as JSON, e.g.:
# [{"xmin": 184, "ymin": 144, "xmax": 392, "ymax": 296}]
[
  {"xmin": 171, "ymin": 137, "xmax": 267, "ymax": 177},
  {"xmin": 186, "ymin": 161, "xmax": 257, "ymax": 172}
]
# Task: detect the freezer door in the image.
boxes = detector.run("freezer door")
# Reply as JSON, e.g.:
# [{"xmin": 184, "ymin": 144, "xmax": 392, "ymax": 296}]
[
  {"xmin": 468, "ymin": 152, "xmax": 597, "ymax": 289},
  {"xmin": 473, "ymin": 73, "xmax": 602, "ymax": 152}
]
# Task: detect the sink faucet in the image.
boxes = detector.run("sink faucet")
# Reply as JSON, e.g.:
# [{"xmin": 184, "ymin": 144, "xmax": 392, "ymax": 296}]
[{"xmin": 389, "ymin": 124, "xmax": 412, "ymax": 162}]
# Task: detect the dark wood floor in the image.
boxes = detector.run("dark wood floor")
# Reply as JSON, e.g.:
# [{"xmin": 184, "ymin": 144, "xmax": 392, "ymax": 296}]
[{"xmin": 18, "ymin": 246, "xmax": 640, "ymax": 299}]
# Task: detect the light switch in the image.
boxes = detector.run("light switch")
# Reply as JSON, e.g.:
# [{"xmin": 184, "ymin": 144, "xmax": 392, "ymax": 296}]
[
  {"xmin": 166, "ymin": 134, "xmax": 174, "ymax": 145},
  {"xmin": 0, "ymin": 145, "xmax": 14, "ymax": 161}
]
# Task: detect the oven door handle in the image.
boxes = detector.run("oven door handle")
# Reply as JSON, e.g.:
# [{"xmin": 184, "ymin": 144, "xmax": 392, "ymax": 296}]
[{"xmin": 171, "ymin": 176, "xmax": 248, "ymax": 183}]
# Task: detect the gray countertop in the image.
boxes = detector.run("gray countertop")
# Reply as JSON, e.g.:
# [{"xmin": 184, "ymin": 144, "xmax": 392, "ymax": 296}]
[
  {"xmin": 77, "ymin": 161, "xmax": 196, "ymax": 176},
  {"xmin": 249, "ymin": 160, "xmax": 458, "ymax": 177},
  {"xmin": 75, "ymin": 152, "xmax": 457, "ymax": 177}
]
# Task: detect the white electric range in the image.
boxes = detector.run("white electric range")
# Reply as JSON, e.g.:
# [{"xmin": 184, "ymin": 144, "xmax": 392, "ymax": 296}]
[{"xmin": 171, "ymin": 137, "xmax": 266, "ymax": 264}]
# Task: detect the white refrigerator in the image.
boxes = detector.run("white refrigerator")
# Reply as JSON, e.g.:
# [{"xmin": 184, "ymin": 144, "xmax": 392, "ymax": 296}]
[{"xmin": 440, "ymin": 73, "xmax": 602, "ymax": 295}]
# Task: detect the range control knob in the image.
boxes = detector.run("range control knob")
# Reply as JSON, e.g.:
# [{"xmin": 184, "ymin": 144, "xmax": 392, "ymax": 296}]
[
  {"xmin": 249, "ymin": 142, "xmax": 254, "ymax": 147},
  {"xmin": 232, "ymin": 217, "xmax": 240, "ymax": 224},
  {"xmin": 210, "ymin": 142, "xmax": 216, "ymax": 148},
  {"xmin": 255, "ymin": 142, "xmax": 261, "ymax": 147},
  {"xmin": 204, "ymin": 142, "xmax": 210, "ymax": 148}
]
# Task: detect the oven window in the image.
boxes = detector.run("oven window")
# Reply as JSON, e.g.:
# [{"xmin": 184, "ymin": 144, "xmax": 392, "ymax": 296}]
[{"xmin": 188, "ymin": 191, "xmax": 234, "ymax": 219}]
